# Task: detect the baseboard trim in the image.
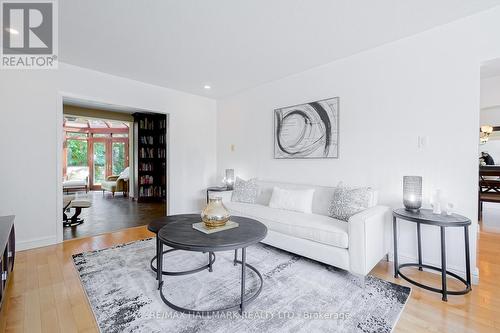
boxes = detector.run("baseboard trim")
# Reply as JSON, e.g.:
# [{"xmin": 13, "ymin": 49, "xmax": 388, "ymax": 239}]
[
  {"xmin": 17, "ymin": 236, "xmax": 59, "ymax": 251},
  {"xmin": 388, "ymin": 252, "xmax": 479, "ymax": 285}
]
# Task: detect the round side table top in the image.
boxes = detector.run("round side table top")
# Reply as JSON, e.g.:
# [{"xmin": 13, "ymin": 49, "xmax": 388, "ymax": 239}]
[
  {"xmin": 147, "ymin": 214, "xmax": 200, "ymax": 234},
  {"xmin": 393, "ymin": 208, "xmax": 471, "ymax": 227},
  {"xmin": 207, "ymin": 186, "xmax": 230, "ymax": 192},
  {"xmin": 158, "ymin": 215, "xmax": 267, "ymax": 252}
]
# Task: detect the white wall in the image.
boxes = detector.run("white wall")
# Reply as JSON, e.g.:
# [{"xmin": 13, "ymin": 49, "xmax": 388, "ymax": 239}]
[
  {"xmin": 480, "ymin": 75, "xmax": 500, "ymax": 126},
  {"xmin": 481, "ymin": 75, "xmax": 500, "ymax": 109},
  {"xmin": 0, "ymin": 63, "xmax": 217, "ymax": 250},
  {"xmin": 217, "ymin": 6, "xmax": 500, "ymax": 281},
  {"xmin": 480, "ymin": 106, "xmax": 500, "ymax": 126}
]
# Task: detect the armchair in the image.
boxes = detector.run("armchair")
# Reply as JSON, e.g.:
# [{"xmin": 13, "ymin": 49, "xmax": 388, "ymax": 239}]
[{"xmin": 101, "ymin": 175, "xmax": 128, "ymax": 197}]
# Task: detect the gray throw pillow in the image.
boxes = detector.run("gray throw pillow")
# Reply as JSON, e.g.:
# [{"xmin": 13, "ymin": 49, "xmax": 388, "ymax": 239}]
[
  {"xmin": 328, "ymin": 186, "xmax": 372, "ymax": 222},
  {"xmin": 231, "ymin": 177, "xmax": 259, "ymax": 203}
]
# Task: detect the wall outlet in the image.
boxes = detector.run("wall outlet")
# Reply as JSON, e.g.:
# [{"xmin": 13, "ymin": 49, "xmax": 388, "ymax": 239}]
[{"xmin": 418, "ymin": 136, "xmax": 428, "ymax": 149}]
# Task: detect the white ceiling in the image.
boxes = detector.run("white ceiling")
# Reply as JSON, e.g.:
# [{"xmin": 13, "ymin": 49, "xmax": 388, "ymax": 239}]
[
  {"xmin": 60, "ymin": 0, "xmax": 500, "ymax": 98},
  {"xmin": 482, "ymin": 58, "xmax": 500, "ymax": 78}
]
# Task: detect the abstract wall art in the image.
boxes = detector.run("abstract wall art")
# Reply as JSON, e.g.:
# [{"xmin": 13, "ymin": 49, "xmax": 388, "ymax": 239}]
[{"xmin": 274, "ymin": 97, "xmax": 339, "ymax": 159}]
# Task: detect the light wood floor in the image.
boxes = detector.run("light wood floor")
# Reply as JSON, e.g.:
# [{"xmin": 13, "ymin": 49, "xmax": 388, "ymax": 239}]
[{"xmin": 1, "ymin": 225, "xmax": 500, "ymax": 332}]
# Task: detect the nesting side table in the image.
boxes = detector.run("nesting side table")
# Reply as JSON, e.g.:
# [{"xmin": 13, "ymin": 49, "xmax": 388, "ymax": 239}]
[
  {"xmin": 392, "ymin": 208, "xmax": 472, "ymax": 301},
  {"xmin": 206, "ymin": 186, "xmax": 230, "ymax": 203}
]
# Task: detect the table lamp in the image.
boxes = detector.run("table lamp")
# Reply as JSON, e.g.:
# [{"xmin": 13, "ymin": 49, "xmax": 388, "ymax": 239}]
[{"xmin": 403, "ymin": 176, "xmax": 422, "ymax": 212}]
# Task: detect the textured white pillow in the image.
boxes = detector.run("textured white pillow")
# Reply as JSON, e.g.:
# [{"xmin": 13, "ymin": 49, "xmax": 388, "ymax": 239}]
[
  {"xmin": 268, "ymin": 187, "xmax": 315, "ymax": 213},
  {"xmin": 328, "ymin": 186, "xmax": 373, "ymax": 222},
  {"xmin": 231, "ymin": 177, "xmax": 259, "ymax": 203}
]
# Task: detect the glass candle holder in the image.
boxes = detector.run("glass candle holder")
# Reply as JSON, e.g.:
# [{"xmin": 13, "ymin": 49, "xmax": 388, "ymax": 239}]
[{"xmin": 403, "ymin": 176, "xmax": 422, "ymax": 211}]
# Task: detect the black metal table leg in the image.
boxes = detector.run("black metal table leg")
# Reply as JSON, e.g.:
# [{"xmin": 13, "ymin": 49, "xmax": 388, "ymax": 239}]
[
  {"xmin": 464, "ymin": 226, "xmax": 471, "ymax": 287},
  {"xmin": 158, "ymin": 239, "xmax": 163, "ymax": 290},
  {"xmin": 417, "ymin": 222, "xmax": 423, "ymax": 271},
  {"xmin": 240, "ymin": 247, "xmax": 246, "ymax": 314},
  {"xmin": 393, "ymin": 216, "xmax": 399, "ymax": 278},
  {"xmin": 208, "ymin": 252, "xmax": 213, "ymax": 272},
  {"xmin": 440, "ymin": 226, "xmax": 447, "ymax": 301},
  {"xmin": 234, "ymin": 249, "xmax": 238, "ymax": 266},
  {"xmin": 156, "ymin": 236, "xmax": 161, "ymax": 281}
]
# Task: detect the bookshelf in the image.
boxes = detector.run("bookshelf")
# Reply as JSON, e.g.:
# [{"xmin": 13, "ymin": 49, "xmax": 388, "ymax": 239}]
[{"xmin": 133, "ymin": 113, "xmax": 167, "ymax": 202}]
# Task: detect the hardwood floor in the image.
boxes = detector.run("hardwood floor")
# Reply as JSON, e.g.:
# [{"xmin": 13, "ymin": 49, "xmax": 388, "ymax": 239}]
[
  {"xmin": 63, "ymin": 191, "xmax": 166, "ymax": 240},
  {"xmin": 1, "ymin": 219, "xmax": 500, "ymax": 332}
]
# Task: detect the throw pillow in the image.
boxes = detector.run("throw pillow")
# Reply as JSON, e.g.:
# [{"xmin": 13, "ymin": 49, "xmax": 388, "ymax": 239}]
[
  {"xmin": 231, "ymin": 177, "xmax": 259, "ymax": 203},
  {"xmin": 328, "ymin": 186, "xmax": 372, "ymax": 222},
  {"xmin": 269, "ymin": 187, "xmax": 315, "ymax": 213}
]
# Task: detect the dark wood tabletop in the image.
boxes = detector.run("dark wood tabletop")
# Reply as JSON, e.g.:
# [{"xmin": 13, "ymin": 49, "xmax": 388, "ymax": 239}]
[
  {"xmin": 158, "ymin": 215, "xmax": 267, "ymax": 252},
  {"xmin": 147, "ymin": 214, "xmax": 200, "ymax": 234}
]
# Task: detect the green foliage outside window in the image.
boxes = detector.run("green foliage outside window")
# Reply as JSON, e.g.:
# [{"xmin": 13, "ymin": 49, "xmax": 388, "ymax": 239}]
[
  {"xmin": 112, "ymin": 143, "xmax": 126, "ymax": 175},
  {"xmin": 67, "ymin": 140, "xmax": 88, "ymax": 166}
]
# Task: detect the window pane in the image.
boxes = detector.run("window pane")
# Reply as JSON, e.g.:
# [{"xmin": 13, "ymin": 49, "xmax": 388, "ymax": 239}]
[
  {"xmin": 93, "ymin": 133, "xmax": 111, "ymax": 138},
  {"xmin": 67, "ymin": 132, "xmax": 87, "ymax": 139},
  {"xmin": 112, "ymin": 133, "xmax": 128, "ymax": 138},
  {"xmin": 67, "ymin": 139, "xmax": 88, "ymax": 166},
  {"xmin": 112, "ymin": 142, "xmax": 127, "ymax": 175},
  {"xmin": 93, "ymin": 142, "xmax": 106, "ymax": 185}
]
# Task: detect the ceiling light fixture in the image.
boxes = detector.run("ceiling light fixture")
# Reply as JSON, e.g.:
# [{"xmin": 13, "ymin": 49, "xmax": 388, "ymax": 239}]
[
  {"xmin": 480, "ymin": 125, "xmax": 494, "ymax": 144},
  {"xmin": 5, "ymin": 27, "xmax": 19, "ymax": 35},
  {"xmin": 204, "ymin": 85, "xmax": 211, "ymax": 90}
]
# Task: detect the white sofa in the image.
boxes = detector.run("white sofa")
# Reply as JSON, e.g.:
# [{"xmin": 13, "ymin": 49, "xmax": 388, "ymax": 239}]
[{"xmin": 212, "ymin": 180, "xmax": 391, "ymax": 277}]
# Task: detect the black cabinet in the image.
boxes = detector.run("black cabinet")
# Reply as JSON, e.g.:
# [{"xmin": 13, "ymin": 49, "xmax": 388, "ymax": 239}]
[{"xmin": 0, "ymin": 215, "xmax": 15, "ymax": 310}]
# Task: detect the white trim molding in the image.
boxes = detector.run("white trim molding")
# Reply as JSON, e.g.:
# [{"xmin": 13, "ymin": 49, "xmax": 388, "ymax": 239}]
[{"xmin": 17, "ymin": 236, "xmax": 58, "ymax": 251}]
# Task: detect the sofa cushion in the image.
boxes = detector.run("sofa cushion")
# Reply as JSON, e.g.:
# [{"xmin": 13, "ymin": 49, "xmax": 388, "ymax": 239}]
[
  {"xmin": 254, "ymin": 180, "xmax": 378, "ymax": 217},
  {"xmin": 63, "ymin": 179, "xmax": 87, "ymax": 188},
  {"xmin": 226, "ymin": 201, "xmax": 349, "ymax": 249},
  {"xmin": 269, "ymin": 187, "xmax": 315, "ymax": 213},
  {"xmin": 101, "ymin": 180, "xmax": 118, "ymax": 191}
]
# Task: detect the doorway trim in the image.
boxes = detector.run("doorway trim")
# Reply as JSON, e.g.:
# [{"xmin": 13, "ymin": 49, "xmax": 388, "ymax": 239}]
[{"xmin": 56, "ymin": 92, "xmax": 171, "ymax": 243}]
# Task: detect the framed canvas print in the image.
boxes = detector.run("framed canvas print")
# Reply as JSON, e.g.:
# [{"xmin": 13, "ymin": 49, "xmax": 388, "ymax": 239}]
[{"xmin": 274, "ymin": 97, "xmax": 339, "ymax": 159}]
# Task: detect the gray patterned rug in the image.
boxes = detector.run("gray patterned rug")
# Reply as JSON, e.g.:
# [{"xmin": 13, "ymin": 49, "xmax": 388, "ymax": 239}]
[{"xmin": 73, "ymin": 238, "xmax": 410, "ymax": 333}]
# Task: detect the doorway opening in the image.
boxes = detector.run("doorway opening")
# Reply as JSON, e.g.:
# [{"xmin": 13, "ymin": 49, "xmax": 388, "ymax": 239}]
[
  {"xmin": 61, "ymin": 101, "xmax": 168, "ymax": 240},
  {"xmin": 477, "ymin": 58, "xmax": 500, "ymax": 290}
]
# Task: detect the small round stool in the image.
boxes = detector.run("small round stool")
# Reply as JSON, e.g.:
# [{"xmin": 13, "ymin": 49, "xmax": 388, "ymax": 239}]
[{"xmin": 148, "ymin": 214, "xmax": 215, "ymax": 279}]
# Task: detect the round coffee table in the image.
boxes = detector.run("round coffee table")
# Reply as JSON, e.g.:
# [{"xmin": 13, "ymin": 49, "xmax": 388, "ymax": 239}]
[
  {"xmin": 148, "ymin": 214, "xmax": 215, "ymax": 278},
  {"xmin": 157, "ymin": 215, "xmax": 267, "ymax": 315}
]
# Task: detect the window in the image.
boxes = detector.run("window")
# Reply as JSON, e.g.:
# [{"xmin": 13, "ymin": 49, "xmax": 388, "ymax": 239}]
[
  {"xmin": 67, "ymin": 139, "xmax": 88, "ymax": 166},
  {"xmin": 66, "ymin": 132, "xmax": 88, "ymax": 139},
  {"xmin": 93, "ymin": 142, "xmax": 106, "ymax": 185},
  {"xmin": 66, "ymin": 139, "xmax": 89, "ymax": 181},
  {"xmin": 112, "ymin": 142, "xmax": 127, "ymax": 175},
  {"xmin": 63, "ymin": 116, "xmax": 130, "ymax": 189}
]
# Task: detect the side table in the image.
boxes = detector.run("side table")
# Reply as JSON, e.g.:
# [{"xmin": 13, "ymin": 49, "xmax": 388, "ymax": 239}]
[
  {"xmin": 206, "ymin": 186, "xmax": 230, "ymax": 203},
  {"xmin": 392, "ymin": 208, "xmax": 472, "ymax": 301}
]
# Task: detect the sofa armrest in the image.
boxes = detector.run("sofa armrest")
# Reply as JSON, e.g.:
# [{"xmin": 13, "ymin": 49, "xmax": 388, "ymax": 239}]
[
  {"xmin": 106, "ymin": 175, "xmax": 119, "ymax": 181},
  {"xmin": 208, "ymin": 190, "xmax": 233, "ymax": 204},
  {"xmin": 348, "ymin": 205, "xmax": 391, "ymax": 276}
]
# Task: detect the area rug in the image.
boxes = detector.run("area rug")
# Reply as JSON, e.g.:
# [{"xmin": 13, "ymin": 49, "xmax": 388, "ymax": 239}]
[{"xmin": 73, "ymin": 238, "xmax": 410, "ymax": 333}]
